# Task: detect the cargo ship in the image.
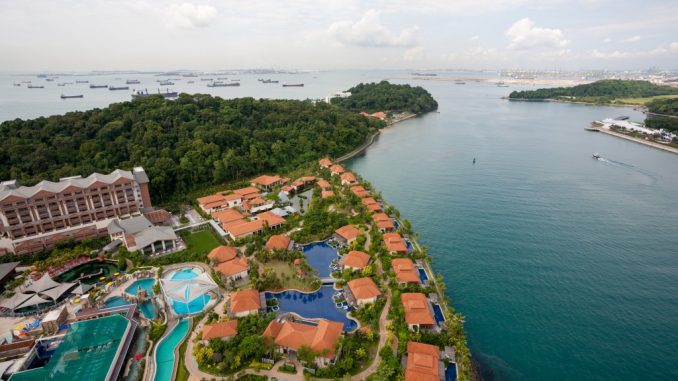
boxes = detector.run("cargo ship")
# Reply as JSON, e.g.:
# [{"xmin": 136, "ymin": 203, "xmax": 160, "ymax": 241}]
[
  {"xmin": 90, "ymin": 84, "xmax": 108, "ymax": 88},
  {"xmin": 75, "ymin": 80, "xmax": 89, "ymax": 83},
  {"xmin": 207, "ymin": 81, "xmax": 240, "ymax": 87},
  {"xmin": 131, "ymin": 89, "xmax": 178, "ymax": 99},
  {"xmin": 282, "ymin": 83, "xmax": 304, "ymax": 87},
  {"xmin": 61, "ymin": 94, "xmax": 84, "ymax": 99},
  {"xmin": 126, "ymin": 79, "xmax": 141, "ymax": 84},
  {"xmin": 158, "ymin": 81, "xmax": 174, "ymax": 86},
  {"xmin": 109, "ymin": 86, "xmax": 130, "ymax": 91},
  {"xmin": 27, "ymin": 85, "xmax": 44, "ymax": 89},
  {"xmin": 261, "ymin": 79, "xmax": 279, "ymax": 83}
]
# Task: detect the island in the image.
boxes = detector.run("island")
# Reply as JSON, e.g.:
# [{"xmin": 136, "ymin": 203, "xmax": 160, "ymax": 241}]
[{"xmin": 0, "ymin": 83, "xmax": 469, "ymax": 381}]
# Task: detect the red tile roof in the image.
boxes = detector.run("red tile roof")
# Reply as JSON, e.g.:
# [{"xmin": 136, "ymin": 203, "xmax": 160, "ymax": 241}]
[
  {"xmin": 372, "ymin": 213, "xmax": 395, "ymax": 230},
  {"xmin": 208, "ymin": 246, "xmax": 238, "ymax": 263},
  {"xmin": 229, "ymin": 289, "xmax": 261, "ymax": 314},
  {"xmin": 383, "ymin": 232, "xmax": 408, "ymax": 253},
  {"xmin": 257, "ymin": 211, "xmax": 286, "ymax": 227},
  {"xmin": 330, "ymin": 164, "xmax": 345, "ymax": 174},
  {"xmin": 335, "ymin": 225, "xmax": 362, "ymax": 241},
  {"xmin": 213, "ymin": 208, "xmax": 245, "ymax": 225},
  {"xmin": 202, "ymin": 320, "xmax": 238, "ymax": 340},
  {"xmin": 266, "ymin": 234, "xmax": 291, "ymax": 251},
  {"xmin": 392, "ymin": 258, "xmax": 420, "ymax": 283},
  {"xmin": 233, "ymin": 186, "xmax": 261, "ymax": 196},
  {"xmin": 340, "ymin": 172, "xmax": 357, "ymax": 183},
  {"xmin": 215, "ymin": 257, "xmax": 249, "ymax": 277},
  {"xmin": 319, "ymin": 158, "xmax": 333, "ymax": 167},
  {"xmin": 317, "ymin": 179, "xmax": 331, "ymax": 189},
  {"xmin": 401, "ymin": 293, "xmax": 435, "ymax": 326},
  {"xmin": 263, "ymin": 319, "xmax": 343, "ymax": 358},
  {"xmin": 347, "ymin": 277, "xmax": 381, "ymax": 301},
  {"xmin": 405, "ymin": 341, "xmax": 440, "ymax": 381},
  {"xmin": 350, "ymin": 185, "xmax": 370, "ymax": 198},
  {"xmin": 343, "ymin": 250, "xmax": 371, "ymax": 269},
  {"xmin": 321, "ymin": 190, "xmax": 334, "ymax": 199},
  {"xmin": 251, "ymin": 175, "xmax": 284, "ymax": 187}
]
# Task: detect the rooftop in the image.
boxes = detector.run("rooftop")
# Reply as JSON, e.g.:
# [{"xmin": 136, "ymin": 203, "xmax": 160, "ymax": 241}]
[
  {"xmin": 208, "ymin": 246, "xmax": 238, "ymax": 263},
  {"xmin": 347, "ymin": 277, "xmax": 381, "ymax": 301},
  {"xmin": 335, "ymin": 225, "xmax": 361, "ymax": 241},
  {"xmin": 202, "ymin": 320, "xmax": 238, "ymax": 340},
  {"xmin": 215, "ymin": 257, "xmax": 249, "ymax": 277},
  {"xmin": 229, "ymin": 289, "xmax": 261, "ymax": 314},
  {"xmin": 343, "ymin": 250, "xmax": 371, "ymax": 269},
  {"xmin": 266, "ymin": 234, "xmax": 291, "ymax": 251},
  {"xmin": 392, "ymin": 258, "xmax": 420, "ymax": 283},
  {"xmin": 401, "ymin": 293, "xmax": 435, "ymax": 326},
  {"xmin": 263, "ymin": 319, "xmax": 343, "ymax": 358},
  {"xmin": 405, "ymin": 341, "xmax": 441, "ymax": 381}
]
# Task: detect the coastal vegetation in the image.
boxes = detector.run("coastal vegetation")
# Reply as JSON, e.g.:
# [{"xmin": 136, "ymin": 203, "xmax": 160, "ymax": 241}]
[
  {"xmin": 331, "ymin": 80, "xmax": 439, "ymax": 114},
  {"xmin": 645, "ymin": 98, "xmax": 678, "ymax": 133},
  {"xmin": 508, "ymin": 80, "xmax": 678, "ymax": 104}
]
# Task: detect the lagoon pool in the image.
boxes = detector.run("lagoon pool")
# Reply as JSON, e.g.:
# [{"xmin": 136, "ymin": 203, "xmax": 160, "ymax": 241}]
[
  {"xmin": 104, "ymin": 296, "xmax": 156, "ymax": 319},
  {"xmin": 154, "ymin": 319, "xmax": 190, "ymax": 381},
  {"xmin": 125, "ymin": 278, "xmax": 155, "ymax": 296},
  {"xmin": 302, "ymin": 241, "xmax": 340, "ymax": 277},
  {"xmin": 266, "ymin": 285, "xmax": 357, "ymax": 331},
  {"xmin": 171, "ymin": 294, "xmax": 211, "ymax": 315},
  {"xmin": 170, "ymin": 268, "xmax": 198, "ymax": 280}
]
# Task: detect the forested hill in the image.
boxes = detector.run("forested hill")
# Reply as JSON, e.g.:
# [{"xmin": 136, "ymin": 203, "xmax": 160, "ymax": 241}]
[
  {"xmin": 508, "ymin": 80, "xmax": 678, "ymax": 103},
  {"xmin": 0, "ymin": 94, "xmax": 376, "ymax": 201},
  {"xmin": 645, "ymin": 98, "xmax": 678, "ymax": 133},
  {"xmin": 331, "ymin": 80, "xmax": 438, "ymax": 113}
]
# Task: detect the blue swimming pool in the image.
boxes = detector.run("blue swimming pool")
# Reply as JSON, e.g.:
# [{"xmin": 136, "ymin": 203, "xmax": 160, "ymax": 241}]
[
  {"xmin": 302, "ymin": 241, "xmax": 340, "ymax": 277},
  {"xmin": 104, "ymin": 296, "xmax": 156, "ymax": 319},
  {"xmin": 154, "ymin": 319, "xmax": 190, "ymax": 381},
  {"xmin": 266, "ymin": 285, "xmax": 357, "ymax": 331},
  {"xmin": 125, "ymin": 278, "xmax": 155, "ymax": 296},
  {"xmin": 171, "ymin": 294, "xmax": 211, "ymax": 315},
  {"xmin": 170, "ymin": 268, "xmax": 198, "ymax": 280},
  {"xmin": 432, "ymin": 303, "xmax": 445, "ymax": 325},
  {"xmin": 445, "ymin": 363, "xmax": 458, "ymax": 381},
  {"xmin": 418, "ymin": 268, "xmax": 429, "ymax": 282},
  {"xmin": 392, "ymin": 218, "xmax": 400, "ymax": 229},
  {"xmin": 405, "ymin": 239, "xmax": 414, "ymax": 253}
]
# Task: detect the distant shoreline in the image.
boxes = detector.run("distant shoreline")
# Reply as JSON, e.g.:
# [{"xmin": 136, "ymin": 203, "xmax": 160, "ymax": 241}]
[
  {"xmin": 590, "ymin": 126, "xmax": 678, "ymax": 155},
  {"xmin": 506, "ymin": 97, "xmax": 641, "ymax": 109},
  {"xmin": 336, "ymin": 112, "xmax": 419, "ymax": 163}
]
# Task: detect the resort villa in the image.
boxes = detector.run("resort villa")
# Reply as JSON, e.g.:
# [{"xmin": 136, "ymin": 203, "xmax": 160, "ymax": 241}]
[
  {"xmin": 401, "ymin": 293, "xmax": 436, "ymax": 332},
  {"xmin": 361, "ymin": 197, "xmax": 382, "ymax": 212},
  {"xmin": 319, "ymin": 158, "xmax": 333, "ymax": 168},
  {"xmin": 321, "ymin": 190, "xmax": 335, "ymax": 199},
  {"xmin": 345, "ymin": 277, "xmax": 381, "ymax": 307},
  {"xmin": 404, "ymin": 341, "xmax": 444, "ymax": 381},
  {"xmin": 340, "ymin": 172, "xmax": 358, "ymax": 186},
  {"xmin": 223, "ymin": 211, "xmax": 286, "ymax": 240},
  {"xmin": 208, "ymin": 246, "xmax": 238, "ymax": 264},
  {"xmin": 0, "ymin": 167, "xmax": 152, "ymax": 255},
  {"xmin": 350, "ymin": 185, "xmax": 370, "ymax": 198},
  {"xmin": 383, "ymin": 232, "xmax": 408, "ymax": 255},
  {"xmin": 372, "ymin": 213, "xmax": 395, "ymax": 232},
  {"xmin": 201, "ymin": 320, "xmax": 238, "ymax": 344},
  {"xmin": 334, "ymin": 225, "xmax": 362, "ymax": 245},
  {"xmin": 263, "ymin": 319, "xmax": 344, "ymax": 368},
  {"xmin": 329, "ymin": 164, "xmax": 346, "ymax": 176},
  {"xmin": 197, "ymin": 192, "xmax": 243, "ymax": 214},
  {"xmin": 317, "ymin": 179, "xmax": 331, "ymax": 190},
  {"xmin": 265, "ymin": 234, "xmax": 292, "ymax": 251},
  {"xmin": 107, "ymin": 215, "xmax": 179, "ymax": 255},
  {"xmin": 342, "ymin": 250, "xmax": 371, "ymax": 272},
  {"xmin": 250, "ymin": 175, "xmax": 287, "ymax": 191},
  {"xmin": 392, "ymin": 258, "xmax": 421, "ymax": 285},
  {"xmin": 209, "ymin": 246, "xmax": 250, "ymax": 284},
  {"xmin": 228, "ymin": 289, "xmax": 263, "ymax": 318}
]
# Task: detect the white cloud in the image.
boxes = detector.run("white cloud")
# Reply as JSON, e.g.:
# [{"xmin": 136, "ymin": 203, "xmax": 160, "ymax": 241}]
[
  {"xmin": 590, "ymin": 42, "xmax": 678, "ymax": 59},
  {"xmin": 603, "ymin": 37, "xmax": 611, "ymax": 43},
  {"xmin": 403, "ymin": 47, "xmax": 425, "ymax": 61},
  {"xmin": 671, "ymin": 42, "xmax": 678, "ymax": 52},
  {"xmin": 328, "ymin": 9, "xmax": 419, "ymax": 48},
  {"xmin": 470, "ymin": 35, "xmax": 480, "ymax": 41},
  {"xmin": 623, "ymin": 35, "xmax": 641, "ymax": 43},
  {"xmin": 166, "ymin": 3, "xmax": 217, "ymax": 29},
  {"xmin": 505, "ymin": 18, "xmax": 569, "ymax": 50}
]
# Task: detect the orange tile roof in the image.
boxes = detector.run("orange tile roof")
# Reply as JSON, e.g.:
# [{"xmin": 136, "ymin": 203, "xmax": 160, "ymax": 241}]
[
  {"xmin": 266, "ymin": 234, "xmax": 291, "ymax": 251},
  {"xmin": 343, "ymin": 250, "xmax": 371, "ymax": 269},
  {"xmin": 197, "ymin": 193, "xmax": 224, "ymax": 205},
  {"xmin": 319, "ymin": 158, "xmax": 333, "ymax": 167},
  {"xmin": 299, "ymin": 176, "xmax": 316, "ymax": 183},
  {"xmin": 251, "ymin": 175, "xmax": 283, "ymax": 187},
  {"xmin": 347, "ymin": 277, "xmax": 381, "ymax": 301},
  {"xmin": 335, "ymin": 225, "xmax": 361, "ymax": 241},
  {"xmin": 401, "ymin": 293, "xmax": 435, "ymax": 326},
  {"xmin": 340, "ymin": 172, "xmax": 357, "ymax": 183},
  {"xmin": 291, "ymin": 180, "xmax": 304, "ymax": 188},
  {"xmin": 202, "ymin": 320, "xmax": 238, "ymax": 340},
  {"xmin": 372, "ymin": 213, "xmax": 394, "ymax": 230},
  {"xmin": 350, "ymin": 185, "xmax": 370, "ymax": 198},
  {"xmin": 383, "ymin": 232, "xmax": 408, "ymax": 253},
  {"xmin": 233, "ymin": 186, "xmax": 260, "ymax": 196},
  {"xmin": 317, "ymin": 179, "xmax": 331, "ymax": 189},
  {"xmin": 212, "ymin": 208, "xmax": 245, "ymax": 225},
  {"xmin": 371, "ymin": 111, "xmax": 387, "ymax": 120},
  {"xmin": 223, "ymin": 193, "xmax": 242, "ymax": 202},
  {"xmin": 257, "ymin": 211, "xmax": 286, "ymax": 226},
  {"xmin": 263, "ymin": 319, "xmax": 343, "ymax": 358},
  {"xmin": 208, "ymin": 246, "xmax": 238, "ymax": 263},
  {"xmin": 330, "ymin": 164, "xmax": 345, "ymax": 174},
  {"xmin": 215, "ymin": 257, "xmax": 249, "ymax": 277},
  {"xmin": 362, "ymin": 198, "xmax": 381, "ymax": 212},
  {"xmin": 226, "ymin": 219, "xmax": 264, "ymax": 238},
  {"xmin": 405, "ymin": 341, "xmax": 440, "ymax": 381},
  {"xmin": 321, "ymin": 190, "xmax": 334, "ymax": 199},
  {"xmin": 392, "ymin": 258, "xmax": 420, "ymax": 283},
  {"xmin": 229, "ymin": 289, "xmax": 261, "ymax": 314}
]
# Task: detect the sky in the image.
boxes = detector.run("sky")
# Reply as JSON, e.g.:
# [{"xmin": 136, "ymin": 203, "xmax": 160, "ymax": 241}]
[{"xmin": 1, "ymin": 0, "xmax": 677, "ymax": 71}]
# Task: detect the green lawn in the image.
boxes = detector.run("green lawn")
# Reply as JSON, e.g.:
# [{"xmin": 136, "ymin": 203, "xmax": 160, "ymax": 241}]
[
  {"xmin": 614, "ymin": 94, "xmax": 678, "ymax": 105},
  {"xmin": 263, "ymin": 260, "xmax": 316, "ymax": 291},
  {"xmin": 147, "ymin": 228, "xmax": 221, "ymax": 266}
]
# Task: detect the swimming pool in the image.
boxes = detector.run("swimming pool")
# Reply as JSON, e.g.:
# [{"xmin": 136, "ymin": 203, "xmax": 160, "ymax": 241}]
[
  {"xmin": 125, "ymin": 278, "xmax": 155, "ymax": 296},
  {"xmin": 432, "ymin": 303, "xmax": 445, "ymax": 325},
  {"xmin": 153, "ymin": 319, "xmax": 190, "ymax": 381},
  {"xmin": 170, "ymin": 268, "xmax": 198, "ymax": 280},
  {"xmin": 405, "ymin": 239, "xmax": 414, "ymax": 253},
  {"xmin": 171, "ymin": 294, "xmax": 211, "ymax": 315},
  {"xmin": 445, "ymin": 363, "xmax": 457, "ymax": 381},
  {"xmin": 54, "ymin": 261, "xmax": 119, "ymax": 285},
  {"xmin": 104, "ymin": 296, "xmax": 156, "ymax": 319},
  {"xmin": 417, "ymin": 268, "xmax": 429, "ymax": 282},
  {"xmin": 302, "ymin": 241, "xmax": 340, "ymax": 277},
  {"xmin": 161, "ymin": 268, "xmax": 217, "ymax": 315},
  {"xmin": 266, "ymin": 285, "xmax": 358, "ymax": 331}
]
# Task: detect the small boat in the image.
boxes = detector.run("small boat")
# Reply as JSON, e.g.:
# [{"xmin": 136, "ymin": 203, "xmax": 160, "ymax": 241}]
[
  {"xmin": 27, "ymin": 85, "xmax": 44, "ymax": 88},
  {"xmin": 207, "ymin": 81, "xmax": 240, "ymax": 87},
  {"xmin": 158, "ymin": 81, "xmax": 174, "ymax": 86},
  {"xmin": 126, "ymin": 79, "xmax": 141, "ymax": 84},
  {"xmin": 497, "ymin": 81, "xmax": 509, "ymax": 87},
  {"xmin": 473, "ymin": 158, "xmax": 476, "ymax": 164},
  {"xmin": 75, "ymin": 80, "xmax": 89, "ymax": 83},
  {"xmin": 109, "ymin": 86, "xmax": 130, "ymax": 91},
  {"xmin": 57, "ymin": 83, "xmax": 67, "ymax": 86},
  {"xmin": 455, "ymin": 80, "xmax": 466, "ymax": 85},
  {"xmin": 61, "ymin": 94, "xmax": 84, "ymax": 99},
  {"xmin": 187, "ymin": 80, "xmax": 195, "ymax": 84},
  {"xmin": 13, "ymin": 83, "xmax": 21, "ymax": 87},
  {"xmin": 45, "ymin": 78, "xmax": 54, "ymax": 82},
  {"xmin": 592, "ymin": 153, "xmax": 600, "ymax": 159},
  {"xmin": 283, "ymin": 83, "xmax": 304, "ymax": 87},
  {"xmin": 200, "ymin": 78, "xmax": 213, "ymax": 81},
  {"xmin": 89, "ymin": 84, "xmax": 108, "ymax": 88},
  {"xmin": 261, "ymin": 79, "xmax": 279, "ymax": 83}
]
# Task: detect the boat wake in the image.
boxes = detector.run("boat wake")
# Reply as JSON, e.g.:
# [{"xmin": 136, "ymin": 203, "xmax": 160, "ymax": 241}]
[{"xmin": 596, "ymin": 157, "xmax": 660, "ymax": 185}]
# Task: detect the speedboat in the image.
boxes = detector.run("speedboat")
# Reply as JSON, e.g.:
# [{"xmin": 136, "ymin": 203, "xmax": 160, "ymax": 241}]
[{"xmin": 592, "ymin": 153, "xmax": 600, "ymax": 159}]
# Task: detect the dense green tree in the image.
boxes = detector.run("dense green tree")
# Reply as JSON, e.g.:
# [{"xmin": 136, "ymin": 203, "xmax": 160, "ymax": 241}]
[
  {"xmin": 508, "ymin": 80, "xmax": 678, "ymax": 101},
  {"xmin": 331, "ymin": 81, "xmax": 438, "ymax": 114}
]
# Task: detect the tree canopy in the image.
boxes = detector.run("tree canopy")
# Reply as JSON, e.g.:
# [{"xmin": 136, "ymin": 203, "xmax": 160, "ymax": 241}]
[
  {"xmin": 508, "ymin": 80, "xmax": 678, "ymax": 102},
  {"xmin": 645, "ymin": 98, "xmax": 678, "ymax": 133},
  {"xmin": 0, "ymin": 94, "xmax": 375, "ymax": 202},
  {"xmin": 331, "ymin": 80, "xmax": 438, "ymax": 114}
]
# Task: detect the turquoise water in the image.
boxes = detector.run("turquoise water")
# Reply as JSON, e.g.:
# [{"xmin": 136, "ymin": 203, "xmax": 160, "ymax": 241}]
[
  {"xmin": 266, "ymin": 285, "xmax": 358, "ymax": 331},
  {"xmin": 303, "ymin": 241, "xmax": 340, "ymax": 277},
  {"xmin": 153, "ymin": 319, "xmax": 190, "ymax": 381},
  {"xmin": 125, "ymin": 278, "xmax": 155, "ymax": 296},
  {"xmin": 347, "ymin": 81, "xmax": 678, "ymax": 380},
  {"xmin": 170, "ymin": 269, "xmax": 198, "ymax": 280},
  {"xmin": 104, "ymin": 296, "xmax": 156, "ymax": 319},
  {"xmin": 171, "ymin": 294, "xmax": 211, "ymax": 315}
]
